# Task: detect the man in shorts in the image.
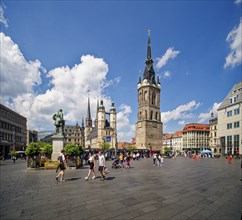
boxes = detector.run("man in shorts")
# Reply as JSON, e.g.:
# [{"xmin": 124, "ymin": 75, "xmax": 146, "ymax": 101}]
[{"xmin": 98, "ymin": 151, "xmax": 106, "ymax": 181}]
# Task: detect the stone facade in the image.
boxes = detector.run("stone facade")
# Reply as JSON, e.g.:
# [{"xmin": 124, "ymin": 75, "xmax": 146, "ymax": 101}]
[
  {"xmin": 64, "ymin": 124, "xmax": 85, "ymax": 147},
  {"xmin": 85, "ymin": 99, "xmax": 117, "ymax": 150},
  {"xmin": 209, "ymin": 113, "xmax": 220, "ymax": 155},
  {"xmin": 217, "ymin": 81, "xmax": 242, "ymax": 156},
  {"xmin": 182, "ymin": 123, "xmax": 210, "ymax": 150},
  {"xmin": 0, "ymin": 104, "xmax": 27, "ymax": 157},
  {"xmin": 136, "ymin": 32, "xmax": 163, "ymax": 151}
]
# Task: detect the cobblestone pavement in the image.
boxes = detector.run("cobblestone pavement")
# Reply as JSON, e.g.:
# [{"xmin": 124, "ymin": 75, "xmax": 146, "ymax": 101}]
[{"xmin": 0, "ymin": 157, "xmax": 241, "ymax": 220}]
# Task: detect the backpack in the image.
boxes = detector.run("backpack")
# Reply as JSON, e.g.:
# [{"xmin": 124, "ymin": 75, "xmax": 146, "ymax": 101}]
[{"xmin": 58, "ymin": 155, "xmax": 63, "ymax": 163}]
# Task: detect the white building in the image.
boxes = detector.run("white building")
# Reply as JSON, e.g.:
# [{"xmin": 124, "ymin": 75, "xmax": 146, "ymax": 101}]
[
  {"xmin": 172, "ymin": 131, "xmax": 183, "ymax": 152},
  {"xmin": 209, "ymin": 113, "xmax": 220, "ymax": 155},
  {"xmin": 217, "ymin": 81, "xmax": 242, "ymax": 156}
]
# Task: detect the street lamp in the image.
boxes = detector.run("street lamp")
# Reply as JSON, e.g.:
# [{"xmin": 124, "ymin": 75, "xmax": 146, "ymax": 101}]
[{"xmin": 12, "ymin": 126, "xmax": 16, "ymax": 151}]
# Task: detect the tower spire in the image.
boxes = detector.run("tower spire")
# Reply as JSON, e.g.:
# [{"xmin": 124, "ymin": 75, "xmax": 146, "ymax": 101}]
[
  {"xmin": 143, "ymin": 29, "xmax": 156, "ymax": 84},
  {"xmin": 147, "ymin": 29, "xmax": 152, "ymax": 61},
  {"xmin": 86, "ymin": 96, "xmax": 92, "ymax": 127},
  {"xmin": 87, "ymin": 96, "xmax": 91, "ymax": 120},
  {"xmin": 95, "ymin": 99, "xmax": 99, "ymax": 128}
]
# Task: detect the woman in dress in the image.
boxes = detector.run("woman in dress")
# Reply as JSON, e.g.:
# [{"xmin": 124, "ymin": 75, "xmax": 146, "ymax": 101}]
[{"xmin": 85, "ymin": 152, "xmax": 96, "ymax": 180}]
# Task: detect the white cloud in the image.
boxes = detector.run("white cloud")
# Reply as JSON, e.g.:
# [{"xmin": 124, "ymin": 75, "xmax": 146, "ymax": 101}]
[
  {"xmin": 155, "ymin": 47, "xmax": 180, "ymax": 70},
  {"xmin": 162, "ymin": 71, "xmax": 172, "ymax": 79},
  {"xmin": 178, "ymin": 120, "xmax": 185, "ymax": 125},
  {"xmin": 0, "ymin": 32, "xmax": 43, "ymax": 99},
  {"xmin": 224, "ymin": 18, "xmax": 242, "ymax": 68},
  {"xmin": 117, "ymin": 104, "xmax": 135, "ymax": 142},
  {"xmin": 1, "ymin": 33, "xmax": 119, "ymax": 132},
  {"xmin": 0, "ymin": 4, "xmax": 8, "ymax": 27},
  {"xmin": 160, "ymin": 101, "xmax": 200, "ymax": 124},
  {"xmin": 198, "ymin": 102, "xmax": 222, "ymax": 123},
  {"xmin": 234, "ymin": 0, "xmax": 242, "ymax": 4}
]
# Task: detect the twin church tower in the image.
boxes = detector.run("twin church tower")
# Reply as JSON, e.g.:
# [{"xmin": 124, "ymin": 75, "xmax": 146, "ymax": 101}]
[{"xmin": 136, "ymin": 31, "xmax": 163, "ymax": 151}]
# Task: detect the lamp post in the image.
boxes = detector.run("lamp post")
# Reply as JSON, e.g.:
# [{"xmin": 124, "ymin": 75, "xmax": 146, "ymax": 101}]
[
  {"xmin": 12, "ymin": 126, "xmax": 16, "ymax": 151},
  {"xmin": 114, "ymin": 131, "xmax": 117, "ymax": 158}
]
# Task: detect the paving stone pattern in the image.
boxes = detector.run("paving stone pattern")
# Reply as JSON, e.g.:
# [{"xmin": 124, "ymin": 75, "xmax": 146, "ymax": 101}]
[{"xmin": 0, "ymin": 157, "xmax": 241, "ymax": 220}]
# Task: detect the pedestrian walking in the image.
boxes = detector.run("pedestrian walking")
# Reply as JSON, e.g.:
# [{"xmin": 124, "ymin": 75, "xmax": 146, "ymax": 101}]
[
  {"xmin": 157, "ymin": 153, "xmax": 161, "ymax": 166},
  {"xmin": 98, "ymin": 151, "xmax": 106, "ymax": 181},
  {"xmin": 85, "ymin": 152, "xmax": 96, "ymax": 180},
  {"xmin": 12, "ymin": 156, "xmax": 16, "ymax": 164},
  {"xmin": 56, "ymin": 150, "xmax": 66, "ymax": 182},
  {"xmin": 125, "ymin": 154, "xmax": 131, "ymax": 169},
  {"xmin": 153, "ymin": 152, "xmax": 157, "ymax": 166},
  {"xmin": 160, "ymin": 155, "xmax": 164, "ymax": 167},
  {"xmin": 228, "ymin": 155, "xmax": 233, "ymax": 164},
  {"xmin": 119, "ymin": 153, "xmax": 124, "ymax": 167}
]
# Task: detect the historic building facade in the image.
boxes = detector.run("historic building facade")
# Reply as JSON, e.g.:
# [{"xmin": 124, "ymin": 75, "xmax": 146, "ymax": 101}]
[
  {"xmin": 64, "ymin": 123, "xmax": 85, "ymax": 147},
  {"xmin": 85, "ymin": 98, "xmax": 117, "ymax": 149},
  {"xmin": 136, "ymin": 32, "xmax": 163, "ymax": 151},
  {"xmin": 26, "ymin": 130, "xmax": 38, "ymax": 146},
  {"xmin": 0, "ymin": 104, "xmax": 27, "ymax": 157},
  {"xmin": 182, "ymin": 123, "xmax": 210, "ymax": 150},
  {"xmin": 217, "ymin": 81, "xmax": 242, "ymax": 156},
  {"xmin": 172, "ymin": 131, "xmax": 183, "ymax": 152},
  {"xmin": 209, "ymin": 112, "xmax": 220, "ymax": 155}
]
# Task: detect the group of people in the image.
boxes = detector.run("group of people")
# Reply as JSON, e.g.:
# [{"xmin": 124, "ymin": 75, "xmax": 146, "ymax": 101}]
[
  {"xmin": 152, "ymin": 152, "xmax": 164, "ymax": 167},
  {"xmin": 55, "ymin": 150, "xmax": 108, "ymax": 182}
]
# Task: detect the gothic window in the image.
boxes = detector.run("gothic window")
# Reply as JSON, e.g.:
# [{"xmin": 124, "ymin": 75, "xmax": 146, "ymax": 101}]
[
  {"xmin": 155, "ymin": 112, "xmax": 158, "ymax": 120},
  {"xmin": 152, "ymin": 92, "xmax": 156, "ymax": 105},
  {"xmin": 144, "ymin": 91, "xmax": 148, "ymax": 101},
  {"xmin": 139, "ymin": 91, "xmax": 142, "ymax": 102},
  {"xmin": 139, "ymin": 111, "xmax": 142, "ymax": 120},
  {"xmin": 150, "ymin": 111, "xmax": 153, "ymax": 120},
  {"xmin": 145, "ymin": 110, "xmax": 147, "ymax": 119}
]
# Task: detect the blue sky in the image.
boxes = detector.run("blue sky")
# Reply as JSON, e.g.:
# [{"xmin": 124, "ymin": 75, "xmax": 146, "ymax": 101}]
[{"xmin": 0, "ymin": 1, "xmax": 241, "ymax": 141}]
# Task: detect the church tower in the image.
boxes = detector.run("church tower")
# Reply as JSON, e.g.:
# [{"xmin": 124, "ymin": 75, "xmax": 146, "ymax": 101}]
[
  {"xmin": 85, "ymin": 96, "xmax": 92, "ymax": 148},
  {"xmin": 136, "ymin": 31, "xmax": 163, "ymax": 151}
]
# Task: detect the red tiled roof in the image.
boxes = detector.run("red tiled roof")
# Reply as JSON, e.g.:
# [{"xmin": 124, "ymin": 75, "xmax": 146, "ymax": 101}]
[{"xmin": 182, "ymin": 123, "xmax": 209, "ymax": 133}]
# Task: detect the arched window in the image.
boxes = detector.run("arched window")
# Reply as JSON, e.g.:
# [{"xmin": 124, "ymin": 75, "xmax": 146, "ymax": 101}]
[
  {"xmin": 139, "ymin": 111, "xmax": 142, "ymax": 120},
  {"xmin": 139, "ymin": 92, "xmax": 142, "ymax": 101},
  {"xmin": 155, "ymin": 112, "xmax": 158, "ymax": 120},
  {"xmin": 152, "ymin": 92, "xmax": 156, "ymax": 105},
  {"xmin": 145, "ymin": 110, "xmax": 147, "ymax": 119},
  {"xmin": 144, "ymin": 91, "xmax": 148, "ymax": 101},
  {"xmin": 150, "ymin": 111, "xmax": 153, "ymax": 120}
]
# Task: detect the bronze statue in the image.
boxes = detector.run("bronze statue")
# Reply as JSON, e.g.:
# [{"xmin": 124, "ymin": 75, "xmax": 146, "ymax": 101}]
[{"xmin": 52, "ymin": 109, "xmax": 65, "ymax": 135}]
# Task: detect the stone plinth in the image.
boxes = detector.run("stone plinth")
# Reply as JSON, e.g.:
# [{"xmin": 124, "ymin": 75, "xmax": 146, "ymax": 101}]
[{"xmin": 51, "ymin": 135, "xmax": 64, "ymax": 161}]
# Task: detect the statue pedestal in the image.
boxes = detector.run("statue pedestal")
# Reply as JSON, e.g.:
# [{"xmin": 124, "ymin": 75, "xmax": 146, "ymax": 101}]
[{"xmin": 51, "ymin": 135, "xmax": 64, "ymax": 161}]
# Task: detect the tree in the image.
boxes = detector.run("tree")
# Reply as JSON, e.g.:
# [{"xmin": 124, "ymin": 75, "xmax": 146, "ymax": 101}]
[
  {"xmin": 26, "ymin": 142, "xmax": 41, "ymax": 156},
  {"xmin": 127, "ymin": 145, "xmax": 136, "ymax": 151},
  {"xmin": 64, "ymin": 144, "xmax": 80, "ymax": 156},
  {"xmin": 10, "ymin": 151, "xmax": 17, "ymax": 157},
  {"xmin": 163, "ymin": 147, "xmax": 171, "ymax": 156},
  {"xmin": 100, "ymin": 142, "xmax": 110, "ymax": 152},
  {"xmin": 77, "ymin": 145, "xmax": 84, "ymax": 155},
  {"xmin": 42, "ymin": 143, "xmax": 53, "ymax": 156}
]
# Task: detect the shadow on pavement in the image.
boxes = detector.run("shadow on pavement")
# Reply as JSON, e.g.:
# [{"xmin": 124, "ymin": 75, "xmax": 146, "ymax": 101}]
[
  {"xmin": 105, "ymin": 177, "xmax": 115, "ymax": 180},
  {"xmin": 65, "ymin": 177, "xmax": 82, "ymax": 181}
]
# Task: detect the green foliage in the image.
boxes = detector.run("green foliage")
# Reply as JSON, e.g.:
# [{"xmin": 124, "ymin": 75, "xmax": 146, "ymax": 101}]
[
  {"xmin": 64, "ymin": 144, "xmax": 80, "ymax": 156},
  {"xmin": 163, "ymin": 147, "xmax": 171, "ymax": 156},
  {"xmin": 77, "ymin": 145, "xmax": 84, "ymax": 155},
  {"xmin": 127, "ymin": 145, "xmax": 136, "ymax": 151},
  {"xmin": 42, "ymin": 143, "xmax": 53, "ymax": 155},
  {"xmin": 100, "ymin": 142, "xmax": 110, "ymax": 152},
  {"xmin": 10, "ymin": 151, "xmax": 17, "ymax": 157},
  {"xmin": 26, "ymin": 142, "xmax": 41, "ymax": 156}
]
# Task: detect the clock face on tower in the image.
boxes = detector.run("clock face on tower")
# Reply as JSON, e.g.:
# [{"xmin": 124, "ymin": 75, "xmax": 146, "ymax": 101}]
[{"xmin": 138, "ymin": 122, "xmax": 142, "ymax": 128}]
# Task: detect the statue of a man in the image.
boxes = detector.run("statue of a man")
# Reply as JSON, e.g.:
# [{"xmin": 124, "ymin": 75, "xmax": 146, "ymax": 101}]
[{"xmin": 52, "ymin": 109, "xmax": 65, "ymax": 135}]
